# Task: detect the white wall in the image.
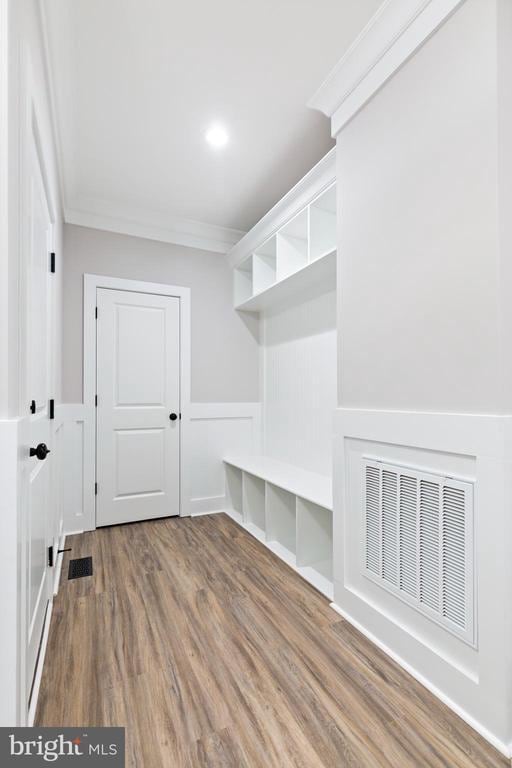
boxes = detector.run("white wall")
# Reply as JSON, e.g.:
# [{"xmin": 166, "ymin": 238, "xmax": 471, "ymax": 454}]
[
  {"xmin": 328, "ymin": 0, "xmax": 512, "ymax": 753},
  {"xmin": 263, "ymin": 286, "xmax": 336, "ymax": 476},
  {"xmin": 337, "ymin": 0, "xmax": 501, "ymax": 414},
  {"xmin": 62, "ymin": 223, "xmax": 260, "ymax": 404}
]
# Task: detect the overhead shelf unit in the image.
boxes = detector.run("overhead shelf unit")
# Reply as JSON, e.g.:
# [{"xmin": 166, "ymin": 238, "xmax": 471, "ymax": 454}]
[
  {"xmin": 224, "ymin": 455, "xmax": 333, "ymax": 599},
  {"xmin": 230, "ymin": 149, "xmax": 337, "ymax": 312}
]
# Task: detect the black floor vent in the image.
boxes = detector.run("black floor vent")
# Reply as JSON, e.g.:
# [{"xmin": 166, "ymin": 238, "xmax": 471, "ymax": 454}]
[{"xmin": 68, "ymin": 556, "xmax": 93, "ymax": 580}]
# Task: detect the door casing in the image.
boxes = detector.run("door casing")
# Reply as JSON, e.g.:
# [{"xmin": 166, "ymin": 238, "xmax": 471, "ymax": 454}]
[{"xmin": 83, "ymin": 274, "xmax": 191, "ymax": 530}]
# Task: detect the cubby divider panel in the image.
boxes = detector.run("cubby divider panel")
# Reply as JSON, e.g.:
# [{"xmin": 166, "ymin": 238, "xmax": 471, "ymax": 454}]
[
  {"xmin": 265, "ymin": 483, "xmax": 296, "ymax": 559},
  {"xmin": 253, "ymin": 236, "xmax": 277, "ymax": 295},
  {"xmin": 296, "ymin": 498, "xmax": 333, "ymax": 582},
  {"xmin": 225, "ymin": 464, "xmax": 243, "ymax": 523},
  {"xmin": 276, "ymin": 209, "xmax": 308, "ymax": 280},
  {"xmin": 234, "ymin": 257, "xmax": 253, "ymax": 306},
  {"xmin": 243, "ymin": 471, "xmax": 266, "ymax": 536},
  {"xmin": 309, "ymin": 185, "xmax": 336, "ymax": 262}
]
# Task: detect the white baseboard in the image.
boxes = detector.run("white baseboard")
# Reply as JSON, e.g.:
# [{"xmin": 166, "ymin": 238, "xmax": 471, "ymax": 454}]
[
  {"xmin": 189, "ymin": 495, "xmax": 226, "ymax": 516},
  {"xmin": 330, "ymin": 601, "xmax": 511, "ymax": 759},
  {"xmin": 27, "ymin": 597, "xmax": 54, "ymax": 727},
  {"xmin": 190, "ymin": 508, "xmax": 224, "ymax": 518}
]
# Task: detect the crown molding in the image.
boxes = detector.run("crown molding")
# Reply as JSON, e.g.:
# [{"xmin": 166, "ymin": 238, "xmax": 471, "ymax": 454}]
[
  {"xmin": 65, "ymin": 198, "xmax": 245, "ymax": 255},
  {"xmin": 309, "ymin": 0, "xmax": 466, "ymax": 136},
  {"xmin": 40, "ymin": 0, "xmax": 244, "ymax": 256},
  {"xmin": 227, "ymin": 147, "xmax": 336, "ymax": 268}
]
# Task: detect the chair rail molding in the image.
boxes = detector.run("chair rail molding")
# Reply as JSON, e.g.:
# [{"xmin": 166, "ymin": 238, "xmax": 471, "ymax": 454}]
[{"xmin": 308, "ymin": 0, "xmax": 466, "ymax": 136}]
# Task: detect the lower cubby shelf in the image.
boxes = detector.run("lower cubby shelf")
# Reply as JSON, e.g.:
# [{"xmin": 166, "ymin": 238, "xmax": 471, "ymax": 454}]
[{"xmin": 223, "ymin": 458, "xmax": 333, "ymax": 600}]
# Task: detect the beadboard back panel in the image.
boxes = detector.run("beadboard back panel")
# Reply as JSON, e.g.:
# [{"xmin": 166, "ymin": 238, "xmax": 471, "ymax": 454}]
[{"xmin": 263, "ymin": 286, "xmax": 336, "ymax": 477}]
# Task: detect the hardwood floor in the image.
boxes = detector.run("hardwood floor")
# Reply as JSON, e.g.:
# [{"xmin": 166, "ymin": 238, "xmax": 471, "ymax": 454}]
[{"xmin": 36, "ymin": 513, "xmax": 508, "ymax": 768}]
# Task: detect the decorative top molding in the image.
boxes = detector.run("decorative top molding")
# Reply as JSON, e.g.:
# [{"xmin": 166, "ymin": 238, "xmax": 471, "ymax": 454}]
[
  {"xmin": 309, "ymin": 0, "xmax": 465, "ymax": 136},
  {"xmin": 227, "ymin": 147, "xmax": 336, "ymax": 269},
  {"xmin": 65, "ymin": 198, "xmax": 245, "ymax": 255}
]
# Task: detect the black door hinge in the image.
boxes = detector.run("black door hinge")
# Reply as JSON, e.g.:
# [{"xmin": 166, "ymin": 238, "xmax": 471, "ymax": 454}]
[
  {"xmin": 49, "ymin": 398, "xmax": 55, "ymax": 420},
  {"xmin": 30, "ymin": 399, "xmax": 36, "ymax": 414},
  {"xmin": 95, "ymin": 482, "xmax": 98, "ymax": 496},
  {"xmin": 48, "ymin": 544, "xmax": 71, "ymax": 567},
  {"xmin": 95, "ymin": 306, "xmax": 98, "ymax": 319},
  {"xmin": 95, "ymin": 394, "xmax": 98, "ymax": 407},
  {"xmin": 50, "ymin": 252, "xmax": 56, "ymax": 273}
]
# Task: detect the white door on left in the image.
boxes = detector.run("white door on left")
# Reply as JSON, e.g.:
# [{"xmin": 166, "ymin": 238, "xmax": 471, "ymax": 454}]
[{"xmin": 25, "ymin": 138, "xmax": 54, "ymax": 708}]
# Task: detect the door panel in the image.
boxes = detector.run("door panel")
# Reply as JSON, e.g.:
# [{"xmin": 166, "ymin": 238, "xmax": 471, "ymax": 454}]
[
  {"xmin": 26, "ymin": 138, "xmax": 53, "ymax": 705},
  {"xmin": 96, "ymin": 289, "xmax": 180, "ymax": 527},
  {"xmin": 115, "ymin": 303, "xmax": 166, "ymax": 405}
]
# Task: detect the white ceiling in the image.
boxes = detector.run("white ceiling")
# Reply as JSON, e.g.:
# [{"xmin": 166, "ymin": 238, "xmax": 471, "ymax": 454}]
[{"xmin": 42, "ymin": 0, "xmax": 381, "ymax": 252}]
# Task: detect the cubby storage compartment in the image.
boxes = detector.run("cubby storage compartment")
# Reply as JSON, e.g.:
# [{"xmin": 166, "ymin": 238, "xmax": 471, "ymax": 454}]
[
  {"xmin": 297, "ymin": 498, "xmax": 333, "ymax": 597},
  {"xmin": 265, "ymin": 483, "xmax": 296, "ymax": 566},
  {"xmin": 225, "ymin": 464, "xmax": 243, "ymax": 524},
  {"xmin": 253, "ymin": 236, "xmax": 277, "ymax": 295},
  {"xmin": 276, "ymin": 209, "xmax": 308, "ymax": 280},
  {"xmin": 309, "ymin": 184, "xmax": 336, "ymax": 262},
  {"xmin": 243, "ymin": 472, "xmax": 266, "ymax": 541},
  {"xmin": 224, "ymin": 457, "xmax": 333, "ymax": 599},
  {"xmin": 234, "ymin": 257, "xmax": 253, "ymax": 306}
]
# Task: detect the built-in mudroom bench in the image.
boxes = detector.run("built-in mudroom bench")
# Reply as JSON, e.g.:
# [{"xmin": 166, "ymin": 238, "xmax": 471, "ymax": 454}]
[
  {"xmin": 224, "ymin": 456, "xmax": 333, "ymax": 599},
  {"xmin": 225, "ymin": 148, "xmax": 336, "ymax": 601}
]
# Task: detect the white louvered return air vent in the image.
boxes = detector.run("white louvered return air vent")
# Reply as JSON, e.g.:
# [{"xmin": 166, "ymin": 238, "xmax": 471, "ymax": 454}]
[{"xmin": 363, "ymin": 459, "xmax": 475, "ymax": 645}]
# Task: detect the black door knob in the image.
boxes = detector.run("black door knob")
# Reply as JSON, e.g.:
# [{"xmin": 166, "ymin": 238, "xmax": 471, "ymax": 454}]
[
  {"xmin": 169, "ymin": 413, "xmax": 178, "ymax": 421},
  {"xmin": 30, "ymin": 443, "xmax": 50, "ymax": 460}
]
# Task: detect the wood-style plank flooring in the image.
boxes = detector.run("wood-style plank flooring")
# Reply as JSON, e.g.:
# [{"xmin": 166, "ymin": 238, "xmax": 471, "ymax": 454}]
[{"xmin": 36, "ymin": 514, "xmax": 509, "ymax": 767}]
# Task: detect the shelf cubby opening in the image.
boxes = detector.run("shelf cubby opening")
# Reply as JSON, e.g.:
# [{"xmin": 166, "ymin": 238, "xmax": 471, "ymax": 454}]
[
  {"xmin": 225, "ymin": 464, "xmax": 243, "ymax": 524},
  {"xmin": 309, "ymin": 184, "xmax": 336, "ymax": 263},
  {"xmin": 243, "ymin": 472, "xmax": 266, "ymax": 539},
  {"xmin": 296, "ymin": 498, "xmax": 333, "ymax": 583},
  {"xmin": 234, "ymin": 256, "xmax": 253, "ymax": 306},
  {"xmin": 253, "ymin": 236, "xmax": 277, "ymax": 295},
  {"xmin": 276, "ymin": 209, "xmax": 308, "ymax": 280},
  {"xmin": 265, "ymin": 483, "xmax": 296, "ymax": 565}
]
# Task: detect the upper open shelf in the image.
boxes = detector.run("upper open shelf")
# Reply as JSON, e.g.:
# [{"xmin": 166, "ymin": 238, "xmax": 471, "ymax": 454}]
[{"xmin": 233, "ymin": 178, "xmax": 337, "ymax": 312}]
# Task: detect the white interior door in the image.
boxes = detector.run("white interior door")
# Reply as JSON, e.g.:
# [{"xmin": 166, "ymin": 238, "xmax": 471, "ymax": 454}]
[
  {"xmin": 25, "ymin": 138, "xmax": 54, "ymax": 706},
  {"xmin": 96, "ymin": 288, "xmax": 181, "ymax": 526}
]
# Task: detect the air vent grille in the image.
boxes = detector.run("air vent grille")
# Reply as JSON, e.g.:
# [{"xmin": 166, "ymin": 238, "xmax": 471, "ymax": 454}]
[{"xmin": 363, "ymin": 459, "xmax": 474, "ymax": 644}]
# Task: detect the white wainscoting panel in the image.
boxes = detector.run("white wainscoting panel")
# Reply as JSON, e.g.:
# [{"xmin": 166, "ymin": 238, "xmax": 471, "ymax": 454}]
[
  {"xmin": 333, "ymin": 407, "xmax": 512, "ymax": 756},
  {"xmin": 189, "ymin": 403, "xmax": 262, "ymax": 516},
  {"xmin": 58, "ymin": 404, "xmax": 92, "ymax": 534},
  {"xmin": 263, "ymin": 287, "xmax": 336, "ymax": 476}
]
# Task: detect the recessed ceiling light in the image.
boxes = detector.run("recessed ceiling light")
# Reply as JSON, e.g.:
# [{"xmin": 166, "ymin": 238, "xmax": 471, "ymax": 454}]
[{"xmin": 205, "ymin": 123, "xmax": 229, "ymax": 149}]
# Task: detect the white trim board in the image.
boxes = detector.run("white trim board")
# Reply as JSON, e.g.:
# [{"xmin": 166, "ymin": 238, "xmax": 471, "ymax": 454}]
[
  {"xmin": 83, "ymin": 274, "xmax": 192, "ymax": 529},
  {"xmin": 66, "ymin": 203, "xmax": 245, "ymax": 255},
  {"xmin": 309, "ymin": 0, "xmax": 466, "ymax": 136}
]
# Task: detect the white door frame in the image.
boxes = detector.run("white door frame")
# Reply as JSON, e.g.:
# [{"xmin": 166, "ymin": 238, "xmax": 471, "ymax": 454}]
[{"xmin": 83, "ymin": 274, "xmax": 192, "ymax": 530}]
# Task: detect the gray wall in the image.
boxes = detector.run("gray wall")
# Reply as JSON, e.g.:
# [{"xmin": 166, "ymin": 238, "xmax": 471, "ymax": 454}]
[
  {"xmin": 62, "ymin": 223, "xmax": 259, "ymax": 403},
  {"xmin": 336, "ymin": 0, "xmax": 503, "ymax": 414}
]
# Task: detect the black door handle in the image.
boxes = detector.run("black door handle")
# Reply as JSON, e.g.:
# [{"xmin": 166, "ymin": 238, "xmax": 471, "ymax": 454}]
[
  {"xmin": 169, "ymin": 413, "xmax": 178, "ymax": 421},
  {"xmin": 30, "ymin": 443, "xmax": 50, "ymax": 460}
]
